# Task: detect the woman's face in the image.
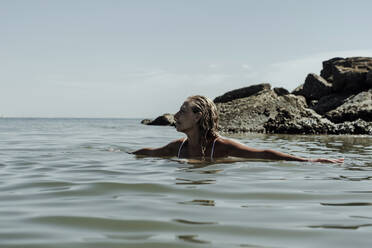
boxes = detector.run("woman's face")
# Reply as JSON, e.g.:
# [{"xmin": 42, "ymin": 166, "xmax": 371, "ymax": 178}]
[{"xmin": 174, "ymin": 100, "xmax": 200, "ymax": 133}]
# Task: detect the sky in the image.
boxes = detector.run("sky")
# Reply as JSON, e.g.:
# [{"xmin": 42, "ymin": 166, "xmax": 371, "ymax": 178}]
[{"xmin": 1, "ymin": 0, "xmax": 372, "ymax": 118}]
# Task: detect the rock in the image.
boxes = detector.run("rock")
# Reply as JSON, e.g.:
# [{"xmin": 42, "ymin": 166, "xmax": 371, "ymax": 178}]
[
  {"xmin": 141, "ymin": 119, "xmax": 152, "ymax": 125},
  {"xmin": 320, "ymin": 57, "xmax": 344, "ymax": 81},
  {"xmin": 311, "ymin": 93, "xmax": 350, "ymax": 115},
  {"xmin": 273, "ymin": 87, "xmax": 290, "ymax": 96},
  {"xmin": 321, "ymin": 57, "xmax": 372, "ymax": 81},
  {"xmin": 336, "ymin": 119, "xmax": 372, "ymax": 135},
  {"xmin": 366, "ymin": 70, "xmax": 372, "ymax": 87},
  {"xmin": 142, "ymin": 113, "xmax": 176, "ymax": 126},
  {"xmin": 320, "ymin": 57, "xmax": 372, "ymax": 93},
  {"xmin": 325, "ymin": 89, "xmax": 372, "ymax": 123},
  {"xmin": 333, "ymin": 66, "xmax": 369, "ymax": 92},
  {"xmin": 146, "ymin": 57, "xmax": 372, "ymax": 135},
  {"xmin": 263, "ymin": 104, "xmax": 336, "ymax": 135},
  {"xmin": 214, "ymin": 83, "xmax": 271, "ymax": 103},
  {"xmin": 216, "ymin": 89, "xmax": 336, "ymax": 134},
  {"xmin": 292, "ymin": 73, "xmax": 333, "ymax": 101}
]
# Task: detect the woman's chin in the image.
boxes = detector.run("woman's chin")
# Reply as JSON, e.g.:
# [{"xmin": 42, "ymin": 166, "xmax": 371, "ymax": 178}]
[{"xmin": 175, "ymin": 125, "xmax": 184, "ymax": 133}]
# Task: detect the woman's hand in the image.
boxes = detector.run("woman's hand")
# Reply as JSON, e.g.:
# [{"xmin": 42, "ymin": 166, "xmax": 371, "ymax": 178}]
[{"xmin": 309, "ymin": 158, "xmax": 344, "ymax": 163}]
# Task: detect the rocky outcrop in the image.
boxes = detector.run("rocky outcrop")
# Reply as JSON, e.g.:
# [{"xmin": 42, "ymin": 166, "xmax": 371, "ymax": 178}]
[
  {"xmin": 141, "ymin": 119, "xmax": 152, "ymax": 125},
  {"xmin": 367, "ymin": 71, "xmax": 372, "ymax": 87},
  {"xmin": 216, "ymin": 85, "xmax": 336, "ymax": 134},
  {"xmin": 142, "ymin": 113, "xmax": 175, "ymax": 126},
  {"xmin": 311, "ymin": 93, "xmax": 350, "ymax": 115},
  {"xmin": 273, "ymin": 87, "xmax": 290, "ymax": 96},
  {"xmin": 215, "ymin": 57, "xmax": 372, "ymax": 135},
  {"xmin": 320, "ymin": 57, "xmax": 372, "ymax": 93},
  {"xmin": 336, "ymin": 119, "xmax": 372, "ymax": 135},
  {"xmin": 214, "ymin": 83, "xmax": 271, "ymax": 103},
  {"xmin": 264, "ymin": 108, "xmax": 336, "ymax": 134},
  {"xmin": 143, "ymin": 57, "xmax": 372, "ymax": 135},
  {"xmin": 292, "ymin": 73, "xmax": 333, "ymax": 101},
  {"xmin": 325, "ymin": 89, "xmax": 372, "ymax": 123}
]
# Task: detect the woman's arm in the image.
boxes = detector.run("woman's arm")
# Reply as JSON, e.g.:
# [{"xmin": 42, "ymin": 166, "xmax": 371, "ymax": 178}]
[
  {"xmin": 223, "ymin": 139, "xmax": 344, "ymax": 163},
  {"xmin": 131, "ymin": 139, "xmax": 181, "ymax": 157}
]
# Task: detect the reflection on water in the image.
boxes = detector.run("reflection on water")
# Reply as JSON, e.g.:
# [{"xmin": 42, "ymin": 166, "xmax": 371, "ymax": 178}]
[
  {"xmin": 321, "ymin": 202, "xmax": 372, "ymax": 206},
  {"xmin": 177, "ymin": 234, "xmax": 210, "ymax": 244},
  {"xmin": 1, "ymin": 118, "xmax": 372, "ymax": 248},
  {"xmin": 329, "ymin": 175, "xmax": 372, "ymax": 181},
  {"xmin": 173, "ymin": 219, "xmax": 218, "ymax": 225},
  {"xmin": 178, "ymin": 199, "xmax": 215, "ymax": 206},
  {"xmin": 308, "ymin": 223, "xmax": 372, "ymax": 230},
  {"xmin": 175, "ymin": 178, "xmax": 216, "ymax": 185}
]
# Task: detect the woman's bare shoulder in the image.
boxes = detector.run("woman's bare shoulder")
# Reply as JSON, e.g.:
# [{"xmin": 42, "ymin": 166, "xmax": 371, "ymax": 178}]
[
  {"xmin": 164, "ymin": 138, "xmax": 185, "ymax": 150},
  {"xmin": 214, "ymin": 137, "xmax": 260, "ymax": 156},
  {"xmin": 216, "ymin": 137, "xmax": 243, "ymax": 146}
]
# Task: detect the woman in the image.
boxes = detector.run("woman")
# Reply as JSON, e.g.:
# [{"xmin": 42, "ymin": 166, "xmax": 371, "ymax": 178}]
[{"xmin": 133, "ymin": 95, "xmax": 344, "ymax": 163}]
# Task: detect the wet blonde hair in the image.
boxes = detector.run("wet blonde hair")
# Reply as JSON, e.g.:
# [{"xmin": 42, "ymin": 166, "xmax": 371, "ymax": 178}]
[{"xmin": 187, "ymin": 95, "xmax": 219, "ymax": 159}]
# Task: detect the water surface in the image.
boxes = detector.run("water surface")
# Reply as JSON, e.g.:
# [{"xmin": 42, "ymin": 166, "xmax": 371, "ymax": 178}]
[{"xmin": 0, "ymin": 118, "xmax": 371, "ymax": 248}]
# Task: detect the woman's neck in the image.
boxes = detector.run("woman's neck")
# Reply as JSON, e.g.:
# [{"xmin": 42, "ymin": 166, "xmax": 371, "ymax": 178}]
[{"xmin": 185, "ymin": 128, "xmax": 201, "ymax": 147}]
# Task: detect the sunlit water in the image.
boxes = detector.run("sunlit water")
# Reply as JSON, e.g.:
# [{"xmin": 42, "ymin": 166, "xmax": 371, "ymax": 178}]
[{"xmin": 0, "ymin": 118, "xmax": 371, "ymax": 248}]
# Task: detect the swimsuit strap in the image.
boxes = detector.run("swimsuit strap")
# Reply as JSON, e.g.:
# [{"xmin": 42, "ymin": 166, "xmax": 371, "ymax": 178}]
[
  {"xmin": 178, "ymin": 137, "xmax": 219, "ymax": 160},
  {"xmin": 177, "ymin": 138, "xmax": 187, "ymax": 158},
  {"xmin": 210, "ymin": 137, "xmax": 219, "ymax": 161}
]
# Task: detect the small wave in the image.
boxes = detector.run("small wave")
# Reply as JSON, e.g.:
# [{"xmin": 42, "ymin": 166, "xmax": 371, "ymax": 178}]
[
  {"xmin": 321, "ymin": 202, "xmax": 372, "ymax": 206},
  {"xmin": 177, "ymin": 234, "xmax": 211, "ymax": 244},
  {"xmin": 308, "ymin": 223, "xmax": 372, "ymax": 230},
  {"xmin": 173, "ymin": 219, "xmax": 217, "ymax": 225}
]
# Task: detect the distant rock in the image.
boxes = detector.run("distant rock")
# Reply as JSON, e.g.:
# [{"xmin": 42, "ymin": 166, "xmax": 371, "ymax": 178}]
[
  {"xmin": 333, "ymin": 66, "xmax": 369, "ymax": 92},
  {"xmin": 146, "ymin": 56, "xmax": 372, "ymax": 135},
  {"xmin": 292, "ymin": 73, "xmax": 333, "ymax": 101},
  {"xmin": 141, "ymin": 119, "xmax": 152, "ymax": 125},
  {"xmin": 366, "ymin": 70, "xmax": 372, "ymax": 87},
  {"xmin": 325, "ymin": 89, "xmax": 372, "ymax": 123},
  {"xmin": 142, "ymin": 113, "xmax": 175, "ymax": 126},
  {"xmin": 215, "ymin": 57, "xmax": 371, "ymax": 134},
  {"xmin": 216, "ymin": 89, "xmax": 335, "ymax": 134},
  {"xmin": 311, "ymin": 93, "xmax": 350, "ymax": 115},
  {"xmin": 264, "ymin": 106, "xmax": 336, "ymax": 135},
  {"xmin": 214, "ymin": 83, "xmax": 271, "ymax": 103},
  {"xmin": 320, "ymin": 57, "xmax": 372, "ymax": 93},
  {"xmin": 320, "ymin": 57, "xmax": 344, "ymax": 81},
  {"xmin": 273, "ymin": 87, "xmax": 290, "ymax": 96},
  {"xmin": 336, "ymin": 119, "xmax": 372, "ymax": 135}
]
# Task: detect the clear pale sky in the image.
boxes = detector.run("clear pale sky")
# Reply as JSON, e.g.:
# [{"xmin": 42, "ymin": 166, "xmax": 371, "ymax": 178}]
[{"xmin": 1, "ymin": 0, "xmax": 372, "ymax": 118}]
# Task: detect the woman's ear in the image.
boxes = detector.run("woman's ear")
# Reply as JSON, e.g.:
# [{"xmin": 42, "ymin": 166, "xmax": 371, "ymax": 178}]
[{"xmin": 194, "ymin": 112, "xmax": 202, "ymax": 123}]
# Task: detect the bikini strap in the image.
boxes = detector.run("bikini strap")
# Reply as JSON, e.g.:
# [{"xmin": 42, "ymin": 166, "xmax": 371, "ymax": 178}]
[
  {"xmin": 210, "ymin": 137, "xmax": 219, "ymax": 161},
  {"xmin": 178, "ymin": 138, "xmax": 187, "ymax": 158}
]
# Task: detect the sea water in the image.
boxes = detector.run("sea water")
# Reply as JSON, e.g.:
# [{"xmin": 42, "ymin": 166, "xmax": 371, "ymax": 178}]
[{"xmin": 0, "ymin": 118, "xmax": 371, "ymax": 248}]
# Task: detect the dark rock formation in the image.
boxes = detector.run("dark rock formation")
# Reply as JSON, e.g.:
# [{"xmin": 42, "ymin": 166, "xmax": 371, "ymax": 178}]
[
  {"xmin": 320, "ymin": 57, "xmax": 344, "ymax": 81},
  {"xmin": 264, "ymin": 107, "xmax": 336, "ymax": 135},
  {"xmin": 144, "ymin": 56, "xmax": 372, "ymax": 134},
  {"xmin": 142, "ymin": 113, "xmax": 175, "ymax": 126},
  {"xmin": 311, "ymin": 93, "xmax": 350, "ymax": 115},
  {"xmin": 320, "ymin": 57, "xmax": 372, "ymax": 93},
  {"xmin": 325, "ymin": 89, "xmax": 372, "ymax": 123},
  {"xmin": 336, "ymin": 119, "xmax": 372, "ymax": 135},
  {"xmin": 141, "ymin": 119, "xmax": 152, "ymax": 125},
  {"xmin": 215, "ymin": 57, "xmax": 371, "ymax": 135},
  {"xmin": 273, "ymin": 87, "xmax": 290, "ymax": 96},
  {"xmin": 292, "ymin": 73, "xmax": 333, "ymax": 101},
  {"xmin": 214, "ymin": 83, "xmax": 271, "ymax": 103},
  {"xmin": 366, "ymin": 70, "xmax": 372, "ymax": 87},
  {"xmin": 333, "ymin": 66, "xmax": 369, "ymax": 92},
  {"xmin": 216, "ymin": 88, "xmax": 335, "ymax": 134}
]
